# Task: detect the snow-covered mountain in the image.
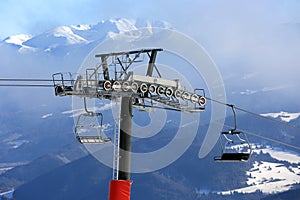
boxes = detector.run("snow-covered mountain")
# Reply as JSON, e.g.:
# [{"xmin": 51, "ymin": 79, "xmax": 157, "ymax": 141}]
[{"xmin": 1, "ymin": 18, "xmax": 171, "ymax": 54}]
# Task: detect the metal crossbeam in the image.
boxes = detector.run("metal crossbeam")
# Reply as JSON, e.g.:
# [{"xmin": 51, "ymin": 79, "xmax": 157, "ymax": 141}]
[{"xmin": 95, "ymin": 48, "xmax": 163, "ymax": 58}]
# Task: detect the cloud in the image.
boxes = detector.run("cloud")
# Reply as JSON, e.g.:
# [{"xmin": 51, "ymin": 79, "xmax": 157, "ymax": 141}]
[
  {"xmin": 182, "ymin": 1, "xmax": 300, "ymax": 89},
  {"xmin": 0, "ymin": 0, "xmax": 98, "ymax": 38},
  {"xmin": 239, "ymin": 84, "xmax": 294, "ymax": 95},
  {"xmin": 62, "ymin": 103, "xmax": 112, "ymax": 117},
  {"xmin": 41, "ymin": 113, "xmax": 53, "ymax": 119},
  {"xmin": 240, "ymin": 89, "xmax": 258, "ymax": 95}
]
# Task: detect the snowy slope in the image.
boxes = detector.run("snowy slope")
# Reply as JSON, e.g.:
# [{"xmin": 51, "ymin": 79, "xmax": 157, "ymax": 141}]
[
  {"xmin": 261, "ymin": 111, "xmax": 300, "ymax": 123},
  {"xmin": 2, "ymin": 34, "xmax": 37, "ymax": 53},
  {"xmin": 220, "ymin": 145, "xmax": 300, "ymax": 195},
  {"xmin": 23, "ymin": 26, "xmax": 88, "ymax": 50},
  {"xmin": 3, "ymin": 34, "xmax": 32, "ymax": 46}
]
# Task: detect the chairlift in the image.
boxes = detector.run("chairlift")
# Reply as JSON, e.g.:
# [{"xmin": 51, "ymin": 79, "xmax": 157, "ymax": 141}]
[
  {"xmin": 52, "ymin": 72, "xmax": 74, "ymax": 96},
  {"xmin": 214, "ymin": 105, "xmax": 252, "ymax": 162},
  {"xmin": 74, "ymin": 98, "xmax": 111, "ymax": 144}
]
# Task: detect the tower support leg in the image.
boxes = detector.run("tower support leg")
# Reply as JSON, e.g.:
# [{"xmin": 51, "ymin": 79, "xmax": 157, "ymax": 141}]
[
  {"xmin": 118, "ymin": 96, "xmax": 132, "ymax": 180},
  {"xmin": 109, "ymin": 96, "xmax": 132, "ymax": 200}
]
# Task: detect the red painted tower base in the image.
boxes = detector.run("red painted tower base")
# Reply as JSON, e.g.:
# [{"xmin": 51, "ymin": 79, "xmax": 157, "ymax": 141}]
[{"xmin": 109, "ymin": 180, "xmax": 132, "ymax": 200}]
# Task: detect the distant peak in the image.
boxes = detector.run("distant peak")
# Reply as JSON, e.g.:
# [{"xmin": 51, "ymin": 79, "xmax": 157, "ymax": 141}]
[
  {"xmin": 135, "ymin": 19, "xmax": 172, "ymax": 29},
  {"xmin": 93, "ymin": 18, "xmax": 138, "ymax": 33},
  {"xmin": 93, "ymin": 18, "xmax": 171, "ymax": 33},
  {"xmin": 4, "ymin": 34, "xmax": 32, "ymax": 46},
  {"xmin": 71, "ymin": 24, "xmax": 91, "ymax": 31},
  {"xmin": 51, "ymin": 26, "xmax": 73, "ymax": 36}
]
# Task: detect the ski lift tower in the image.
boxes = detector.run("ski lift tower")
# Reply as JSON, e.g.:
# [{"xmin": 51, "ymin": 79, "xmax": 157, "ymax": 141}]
[{"xmin": 52, "ymin": 48, "xmax": 206, "ymax": 200}]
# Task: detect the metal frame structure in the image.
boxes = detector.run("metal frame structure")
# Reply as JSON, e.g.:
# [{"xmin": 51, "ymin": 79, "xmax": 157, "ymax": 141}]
[
  {"xmin": 52, "ymin": 48, "xmax": 207, "ymax": 199},
  {"xmin": 52, "ymin": 49, "xmax": 206, "ymax": 112}
]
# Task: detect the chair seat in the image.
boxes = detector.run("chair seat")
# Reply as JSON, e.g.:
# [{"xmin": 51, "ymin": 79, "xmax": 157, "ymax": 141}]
[
  {"xmin": 221, "ymin": 131, "xmax": 242, "ymax": 135},
  {"xmin": 214, "ymin": 153, "xmax": 250, "ymax": 162}
]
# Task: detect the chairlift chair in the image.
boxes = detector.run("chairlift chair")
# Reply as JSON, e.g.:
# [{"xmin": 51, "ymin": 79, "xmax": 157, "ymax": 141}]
[
  {"xmin": 52, "ymin": 72, "xmax": 74, "ymax": 96},
  {"xmin": 74, "ymin": 98, "xmax": 111, "ymax": 144},
  {"xmin": 214, "ymin": 105, "xmax": 252, "ymax": 162}
]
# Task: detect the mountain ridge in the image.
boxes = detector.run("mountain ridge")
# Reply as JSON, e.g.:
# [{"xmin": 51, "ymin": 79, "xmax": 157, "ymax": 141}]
[{"xmin": 1, "ymin": 18, "xmax": 171, "ymax": 54}]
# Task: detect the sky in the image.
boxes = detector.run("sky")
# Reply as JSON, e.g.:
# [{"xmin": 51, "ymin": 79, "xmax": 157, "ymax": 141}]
[{"xmin": 1, "ymin": 0, "xmax": 299, "ymax": 39}]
